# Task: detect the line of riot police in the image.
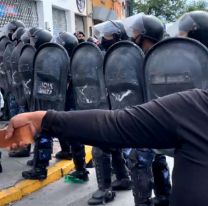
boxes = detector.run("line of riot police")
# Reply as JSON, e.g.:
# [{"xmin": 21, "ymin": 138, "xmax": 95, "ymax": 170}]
[
  {"xmin": 1, "ymin": 9, "xmax": 208, "ymax": 206},
  {"xmin": 0, "ymin": 22, "xmax": 89, "ymax": 182}
]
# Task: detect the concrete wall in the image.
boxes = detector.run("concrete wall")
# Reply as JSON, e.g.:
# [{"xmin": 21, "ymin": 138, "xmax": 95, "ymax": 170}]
[
  {"xmin": 86, "ymin": 0, "xmax": 93, "ymax": 36},
  {"xmin": 35, "ymin": 0, "xmax": 87, "ymax": 34}
]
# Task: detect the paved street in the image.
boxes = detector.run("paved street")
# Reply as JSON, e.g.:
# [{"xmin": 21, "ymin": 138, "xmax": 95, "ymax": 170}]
[
  {"xmin": 13, "ymin": 158, "xmax": 174, "ymax": 206},
  {"xmin": 0, "ymin": 139, "xmax": 65, "ymax": 191},
  {"xmin": 14, "ymin": 169, "xmax": 135, "ymax": 206},
  {"xmin": 0, "ymin": 122, "xmax": 174, "ymax": 206}
]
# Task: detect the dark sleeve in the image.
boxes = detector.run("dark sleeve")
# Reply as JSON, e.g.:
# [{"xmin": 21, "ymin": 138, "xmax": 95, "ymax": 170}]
[{"xmin": 41, "ymin": 91, "xmax": 188, "ymax": 149}]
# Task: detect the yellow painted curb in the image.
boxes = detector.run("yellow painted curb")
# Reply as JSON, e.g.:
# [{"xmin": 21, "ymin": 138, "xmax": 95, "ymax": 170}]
[{"xmin": 0, "ymin": 146, "xmax": 92, "ymax": 206}]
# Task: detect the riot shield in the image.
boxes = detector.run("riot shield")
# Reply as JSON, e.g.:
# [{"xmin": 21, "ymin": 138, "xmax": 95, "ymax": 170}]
[
  {"xmin": 17, "ymin": 45, "xmax": 36, "ymax": 110},
  {"xmin": 10, "ymin": 41, "xmax": 24, "ymax": 99},
  {"xmin": 3, "ymin": 43, "xmax": 14, "ymax": 92},
  {"xmin": 0, "ymin": 36, "xmax": 11, "ymax": 91},
  {"xmin": 0, "ymin": 42, "xmax": 14, "ymax": 93},
  {"xmin": 144, "ymin": 37, "xmax": 208, "ymax": 157},
  {"xmin": 71, "ymin": 42, "xmax": 108, "ymax": 110},
  {"xmin": 0, "ymin": 36, "xmax": 10, "ymax": 62},
  {"xmin": 104, "ymin": 41, "xmax": 145, "ymax": 110},
  {"xmin": 32, "ymin": 43, "xmax": 70, "ymax": 111},
  {"xmin": 144, "ymin": 37, "xmax": 208, "ymax": 101}
]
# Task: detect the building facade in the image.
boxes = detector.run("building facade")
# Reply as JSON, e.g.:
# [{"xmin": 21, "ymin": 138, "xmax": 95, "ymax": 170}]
[
  {"xmin": 0, "ymin": 0, "xmax": 39, "ymax": 28},
  {"xmin": 92, "ymin": 0, "xmax": 126, "ymax": 24},
  {"xmin": 36, "ymin": 0, "xmax": 88, "ymax": 37},
  {"xmin": 0, "ymin": 0, "xmax": 88, "ymax": 37},
  {"xmin": 0, "ymin": 0, "xmax": 129, "ymax": 38}
]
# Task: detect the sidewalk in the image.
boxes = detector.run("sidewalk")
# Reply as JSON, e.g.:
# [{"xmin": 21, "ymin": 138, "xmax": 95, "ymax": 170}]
[{"xmin": 0, "ymin": 138, "xmax": 92, "ymax": 206}]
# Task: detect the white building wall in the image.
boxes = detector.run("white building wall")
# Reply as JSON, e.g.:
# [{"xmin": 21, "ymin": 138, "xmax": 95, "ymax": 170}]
[{"xmin": 36, "ymin": 0, "xmax": 87, "ymax": 34}]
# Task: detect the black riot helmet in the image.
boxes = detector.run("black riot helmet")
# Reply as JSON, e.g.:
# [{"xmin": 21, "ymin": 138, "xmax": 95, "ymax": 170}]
[
  {"xmin": 123, "ymin": 13, "xmax": 164, "ymax": 44},
  {"xmin": 109, "ymin": 20, "xmax": 129, "ymax": 41},
  {"xmin": 5, "ymin": 20, "xmax": 25, "ymax": 41},
  {"xmin": 93, "ymin": 20, "xmax": 128, "ymax": 51},
  {"xmin": 20, "ymin": 27, "xmax": 41, "ymax": 45},
  {"xmin": 30, "ymin": 29, "xmax": 52, "ymax": 49},
  {"xmin": 56, "ymin": 32, "xmax": 78, "ymax": 57},
  {"xmin": 12, "ymin": 27, "xmax": 26, "ymax": 41},
  {"xmin": 178, "ymin": 11, "xmax": 208, "ymax": 47},
  {"xmin": 93, "ymin": 20, "xmax": 128, "ymax": 41},
  {"xmin": 28, "ymin": 27, "xmax": 41, "ymax": 36}
]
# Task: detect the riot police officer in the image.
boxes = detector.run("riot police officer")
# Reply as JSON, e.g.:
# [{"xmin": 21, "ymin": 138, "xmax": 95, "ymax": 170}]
[
  {"xmin": 2, "ymin": 20, "xmax": 25, "ymax": 122},
  {"xmin": 3, "ymin": 22, "xmax": 32, "ymax": 158},
  {"xmin": 22, "ymin": 29, "xmax": 53, "ymax": 180},
  {"xmin": 122, "ymin": 13, "xmax": 171, "ymax": 206},
  {"xmin": 87, "ymin": 20, "xmax": 131, "ymax": 205},
  {"xmin": 55, "ymin": 32, "xmax": 76, "ymax": 160},
  {"xmin": 29, "ymin": 28, "xmax": 52, "ymax": 49},
  {"xmin": 8, "ymin": 27, "xmax": 32, "ymax": 158},
  {"xmin": 55, "ymin": 32, "xmax": 89, "ymax": 182},
  {"xmin": 4, "ymin": 20, "xmax": 25, "ymax": 42},
  {"xmin": 177, "ymin": 10, "xmax": 208, "ymax": 48},
  {"xmin": 94, "ymin": 20, "xmax": 128, "ymax": 52}
]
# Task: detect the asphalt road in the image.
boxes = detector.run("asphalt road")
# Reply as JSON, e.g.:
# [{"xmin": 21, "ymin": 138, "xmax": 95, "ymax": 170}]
[{"xmin": 13, "ymin": 157, "xmax": 173, "ymax": 206}]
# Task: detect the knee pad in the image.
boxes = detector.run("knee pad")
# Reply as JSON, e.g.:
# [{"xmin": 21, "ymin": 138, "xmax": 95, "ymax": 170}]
[
  {"xmin": 35, "ymin": 135, "xmax": 53, "ymax": 163},
  {"xmin": 128, "ymin": 149, "xmax": 154, "ymax": 169}
]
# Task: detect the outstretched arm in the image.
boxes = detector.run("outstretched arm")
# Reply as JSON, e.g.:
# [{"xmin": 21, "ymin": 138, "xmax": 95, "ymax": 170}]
[
  {"xmin": 41, "ymin": 95, "xmax": 178, "ymax": 148},
  {"xmin": 7, "ymin": 89, "xmax": 200, "ymax": 149}
]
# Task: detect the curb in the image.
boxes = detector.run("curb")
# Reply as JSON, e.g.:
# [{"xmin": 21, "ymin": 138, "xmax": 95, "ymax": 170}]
[{"xmin": 0, "ymin": 146, "xmax": 92, "ymax": 206}]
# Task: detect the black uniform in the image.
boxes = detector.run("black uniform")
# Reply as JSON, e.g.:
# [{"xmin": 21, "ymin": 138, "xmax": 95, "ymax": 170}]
[{"xmin": 41, "ymin": 89, "xmax": 208, "ymax": 206}]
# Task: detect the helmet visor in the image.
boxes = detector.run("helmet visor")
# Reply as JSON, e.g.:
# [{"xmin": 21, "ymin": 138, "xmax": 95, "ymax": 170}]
[
  {"xmin": 12, "ymin": 27, "xmax": 26, "ymax": 41},
  {"xmin": 93, "ymin": 21, "xmax": 121, "ymax": 40},
  {"xmin": 3, "ymin": 22, "xmax": 16, "ymax": 39},
  {"xmin": 122, "ymin": 13, "xmax": 145, "ymax": 38}
]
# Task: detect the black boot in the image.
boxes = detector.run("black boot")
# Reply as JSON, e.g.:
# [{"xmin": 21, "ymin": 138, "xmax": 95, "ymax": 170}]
[
  {"xmin": 130, "ymin": 167, "xmax": 153, "ymax": 206},
  {"xmin": 22, "ymin": 135, "xmax": 52, "ymax": 180},
  {"xmin": 152, "ymin": 154, "xmax": 171, "ymax": 206},
  {"xmin": 56, "ymin": 140, "xmax": 73, "ymax": 160},
  {"xmin": 68, "ymin": 169, "xmax": 89, "ymax": 182},
  {"xmin": 88, "ymin": 189, "xmax": 116, "ymax": 205},
  {"xmin": 88, "ymin": 147, "xmax": 115, "ymax": 205},
  {"xmin": 128, "ymin": 149, "xmax": 154, "ymax": 206},
  {"xmin": 22, "ymin": 167, "xmax": 47, "ymax": 180},
  {"xmin": 111, "ymin": 149, "xmax": 131, "ymax": 190},
  {"xmin": 26, "ymin": 159, "xmax": 34, "ymax": 166},
  {"xmin": 9, "ymin": 144, "xmax": 31, "ymax": 157},
  {"xmin": 70, "ymin": 144, "xmax": 89, "ymax": 181}
]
